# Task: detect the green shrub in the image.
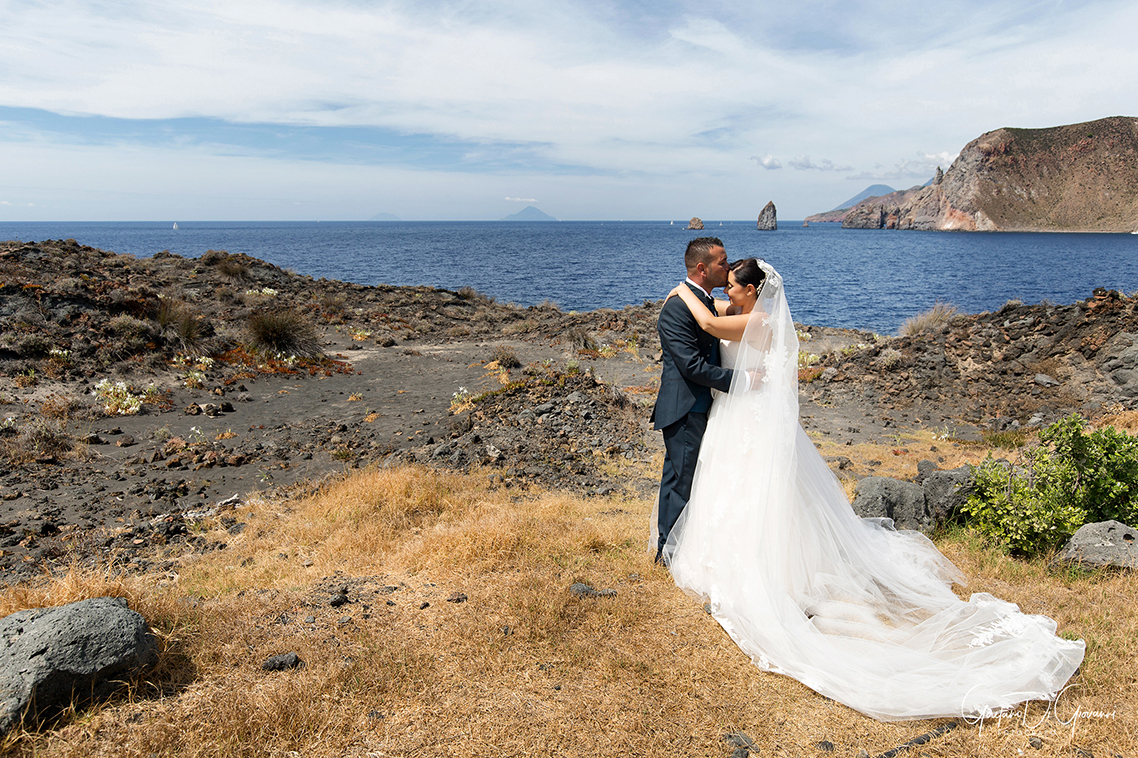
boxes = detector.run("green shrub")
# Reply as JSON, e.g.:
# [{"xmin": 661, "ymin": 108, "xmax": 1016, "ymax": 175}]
[
  {"xmin": 1040, "ymin": 414, "xmax": 1138, "ymax": 525},
  {"xmin": 964, "ymin": 414, "xmax": 1138, "ymax": 555}
]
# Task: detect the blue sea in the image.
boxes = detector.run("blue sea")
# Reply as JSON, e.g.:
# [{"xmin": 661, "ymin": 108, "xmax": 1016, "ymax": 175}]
[{"xmin": 3, "ymin": 220, "xmax": 1136, "ymax": 335}]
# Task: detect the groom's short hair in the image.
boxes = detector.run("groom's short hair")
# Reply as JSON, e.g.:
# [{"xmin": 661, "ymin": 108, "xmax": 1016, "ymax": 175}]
[{"xmin": 685, "ymin": 236, "xmax": 725, "ymax": 271}]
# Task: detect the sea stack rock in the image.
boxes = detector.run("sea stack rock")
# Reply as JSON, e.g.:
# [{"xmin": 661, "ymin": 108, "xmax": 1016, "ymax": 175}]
[
  {"xmin": 757, "ymin": 201, "xmax": 777, "ymax": 230},
  {"xmin": 686, "ymin": 217, "xmax": 704, "ymax": 230}
]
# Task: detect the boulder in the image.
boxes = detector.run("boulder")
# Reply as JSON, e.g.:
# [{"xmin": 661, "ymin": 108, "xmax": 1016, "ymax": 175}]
[
  {"xmin": 1, "ymin": 597, "xmax": 157, "ymax": 734},
  {"xmin": 1103, "ymin": 332, "xmax": 1138, "ymax": 397},
  {"xmin": 851, "ymin": 477, "xmax": 933, "ymax": 532},
  {"xmin": 262, "ymin": 652, "xmax": 304, "ymax": 672},
  {"xmin": 1053, "ymin": 520, "xmax": 1138, "ymax": 570},
  {"xmin": 686, "ymin": 217, "xmax": 704, "ymax": 230},
  {"xmin": 756, "ymin": 201, "xmax": 777, "ymax": 230},
  {"xmin": 921, "ymin": 466, "xmax": 974, "ymax": 524}
]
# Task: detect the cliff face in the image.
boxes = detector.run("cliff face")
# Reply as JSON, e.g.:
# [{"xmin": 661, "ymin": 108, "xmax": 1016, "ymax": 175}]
[{"xmin": 810, "ymin": 116, "xmax": 1138, "ymax": 232}]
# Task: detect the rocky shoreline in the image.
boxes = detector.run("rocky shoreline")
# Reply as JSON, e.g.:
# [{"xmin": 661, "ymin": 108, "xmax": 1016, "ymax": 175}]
[{"xmin": 3, "ymin": 238, "xmax": 1136, "ymax": 580}]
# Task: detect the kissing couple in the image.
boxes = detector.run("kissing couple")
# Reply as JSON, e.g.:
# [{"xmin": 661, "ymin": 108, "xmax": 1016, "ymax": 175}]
[{"xmin": 650, "ymin": 236, "xmax": 1083, "ymax": 721}]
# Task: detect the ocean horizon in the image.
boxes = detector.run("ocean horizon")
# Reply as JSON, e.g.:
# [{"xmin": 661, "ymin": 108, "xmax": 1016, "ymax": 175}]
[{"xmin": 4, "ymin": 220, "xmax": 1136, "ymax": 335}]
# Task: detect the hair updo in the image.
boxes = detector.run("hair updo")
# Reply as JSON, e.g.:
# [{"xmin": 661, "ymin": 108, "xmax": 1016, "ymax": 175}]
[{"xmin": 730, "ymin": 258, "xmax": 767, "ymax": 292}]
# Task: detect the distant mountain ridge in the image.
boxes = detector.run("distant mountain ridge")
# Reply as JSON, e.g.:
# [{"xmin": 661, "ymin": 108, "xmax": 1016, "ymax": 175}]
[
  {"xmin": 369, "ymin": 212, "xmax": 401, "ymax": 221},
  {"xmin": 833, "ymin": 185, "xmax": 896, "ymax": 212},
  {"xmin": 805, "ymin": 116, "xmax": 1138, "ymax": 232},
  {"xmin": 807, "ymin": 185, "xmax": 899, "ymax": 223},
  {"xmin": 501, "ymin": 206, "xmax": 558, "ymax": 222}
]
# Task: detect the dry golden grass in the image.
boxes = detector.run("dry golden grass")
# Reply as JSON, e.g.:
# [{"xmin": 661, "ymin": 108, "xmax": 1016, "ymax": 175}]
[
  {"xmin": 2, "ymin": 463, "xmax": 1135, "ymax": 757},
  {"xmin": 37, "ymin": 394, "xmax": 83, "ymax": 422},
  {"xmin": 812, "ymin": 428, "xmax": 991, "ymax": 500},
  {"xmin": 898, "ymin": 301, "xmax": 959, "ymax": 337},
  {"xmin": 1095, "ymin": 408, "xmax": 1138, "ymax": 435}
]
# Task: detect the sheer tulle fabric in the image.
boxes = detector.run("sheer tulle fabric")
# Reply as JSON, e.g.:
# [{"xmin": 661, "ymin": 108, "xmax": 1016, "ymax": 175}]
[{"xmin": 663, "ymin": 267, "xmax": 1084, "ymax": 721}]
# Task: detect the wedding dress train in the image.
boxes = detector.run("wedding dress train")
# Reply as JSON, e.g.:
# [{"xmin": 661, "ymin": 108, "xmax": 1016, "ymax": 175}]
[{"xmin": 663, "ymin": 265, "xmax": 1084, "ymax": 721}]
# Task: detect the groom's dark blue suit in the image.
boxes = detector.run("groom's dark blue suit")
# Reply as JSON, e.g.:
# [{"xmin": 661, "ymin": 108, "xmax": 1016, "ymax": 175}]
[{"xmin": 652, "ymin": 282, "xmax": 733, "ymax": 555}]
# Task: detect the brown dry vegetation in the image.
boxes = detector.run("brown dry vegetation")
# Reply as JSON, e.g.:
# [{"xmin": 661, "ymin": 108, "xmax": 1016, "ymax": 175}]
[
  {"xmin": 897, "ymin": 301, "xmax": 960, "ymax": 338},
  {"xmin": 2, "ymin": 453, "xmax": 1136, "ymax": 758}
]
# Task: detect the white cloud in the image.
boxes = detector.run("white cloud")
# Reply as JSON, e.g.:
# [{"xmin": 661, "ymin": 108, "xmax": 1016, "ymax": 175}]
[
  {"xmin": 750, "ymin": 154, "xmax": 782, "ymax": 170},
  {"xmin": 789, "ymin": 155, "xmax": 852, "ymax": 172},
  {"xmin": 0, "ymin": 1, "xmax": 1136, "ymax": 219},
  {"xmin": 505, "ymin": 197, "xmax": 538, "ymax": 203},
  {"xmin": 846, "ymin": 151, "xmax": 959, "ymax": 182}
]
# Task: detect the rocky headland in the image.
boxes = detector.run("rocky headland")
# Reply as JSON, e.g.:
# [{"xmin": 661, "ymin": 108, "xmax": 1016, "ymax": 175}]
[
  {"xmin": 806, "ymin": 116, "xmax": 1138, "ymax": 232},
  {"xmin": 2, "ymin": 238, "xmax": 1137, "ymax": 580}
]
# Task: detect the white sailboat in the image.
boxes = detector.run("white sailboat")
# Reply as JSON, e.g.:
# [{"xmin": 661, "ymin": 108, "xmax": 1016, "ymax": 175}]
[{"xmin": 173, "ymin": 222, "xmax": 178, "ymax": 230}]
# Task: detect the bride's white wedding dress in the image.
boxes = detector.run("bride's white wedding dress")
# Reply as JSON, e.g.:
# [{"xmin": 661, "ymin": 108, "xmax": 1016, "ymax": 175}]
[{"xmin": 662, "ymin": 264, "xmax": 1084, "ymax": 721}]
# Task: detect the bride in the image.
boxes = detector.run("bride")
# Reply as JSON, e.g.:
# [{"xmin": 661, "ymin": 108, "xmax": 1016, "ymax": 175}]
[{"xmin": 660, "ymin": 258, "xmax": 1084, "ymax": 722}]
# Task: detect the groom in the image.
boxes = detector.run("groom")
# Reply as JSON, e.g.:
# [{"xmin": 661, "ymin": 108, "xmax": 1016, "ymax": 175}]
[{"xmin": 651, "ymin": 236, "xmax": 734, "ymax": 564}]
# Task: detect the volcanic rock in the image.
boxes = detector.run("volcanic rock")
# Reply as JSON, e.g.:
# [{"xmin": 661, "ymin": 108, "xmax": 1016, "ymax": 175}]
[
  {"xmin": 1054, "ymin": 520, "xmax": 1138, "ymax": 570},
  {"xmin": 0, "ymin": 597, "xmax": 157, "ymax": 734},
  {"xmin": 851, "ymin": 476, "xmax": 933, "ymax": 532}
]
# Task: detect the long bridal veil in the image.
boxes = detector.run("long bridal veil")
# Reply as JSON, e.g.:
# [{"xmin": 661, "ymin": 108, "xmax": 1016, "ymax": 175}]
[{"xmin": 665, "ymin": 263, "xmax": 1084, "ymax": 721}]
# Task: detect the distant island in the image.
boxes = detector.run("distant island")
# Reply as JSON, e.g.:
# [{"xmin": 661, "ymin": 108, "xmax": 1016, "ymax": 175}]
[
  {"xmin": 805, "ymin": 116, "xmax": 1138, "ymax": 232},
  {"xmin": 369, "ymin": 212, "xmax": 402, "ymax": 221},
  {"xmin": 501, "ymin": 206, "xmax": 558, "ymax": 222},
  {"xmin": 834, "ymin": 185, "xmax": 896, "ymax": 211}
]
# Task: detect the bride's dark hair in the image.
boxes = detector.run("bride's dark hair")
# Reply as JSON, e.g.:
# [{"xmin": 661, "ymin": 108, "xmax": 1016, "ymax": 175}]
[{"xmin": 730, "ymin": 258, "xmax": 767, "ymax": 291}]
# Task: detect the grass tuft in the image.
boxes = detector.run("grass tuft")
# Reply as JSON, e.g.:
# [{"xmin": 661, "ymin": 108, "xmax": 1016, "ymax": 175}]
[
  {"xmin": 876, "ymin": 347, "xmax": 903, "ymax": 369},
  {"xmin": 321, "ymin": 294, "xmax": 346, "ymax": 314},
  {"xmin": 898, "ymin": 301, "xmax": 959, "ymax": 337},
  {"xmin": 246, "ymin": 308, "xmax": 322, "ymax": 359},
  {"xmin": 215, "ymin": 256, "xmax": 250, "ymax": 282},
  {"xmin": 981, "ymin": 428, "xmax": 1027, "ymax": 450},
  {"xmin": 1, "ymin": 419, "xmax": 74, "ymax": 464},
  {"xmin": 489, "ymin": 344, "xmax": 521, "ymax": 369}
]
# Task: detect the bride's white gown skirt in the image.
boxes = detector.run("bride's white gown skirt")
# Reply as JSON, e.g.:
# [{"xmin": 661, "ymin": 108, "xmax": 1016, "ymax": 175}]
[{"xmin": 665, "ymin": 328, "xmax": 1083, "ymax": 722}]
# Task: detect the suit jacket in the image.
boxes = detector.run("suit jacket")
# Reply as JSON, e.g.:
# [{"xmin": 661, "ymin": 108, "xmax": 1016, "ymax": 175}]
[{"xmin": 651, "ymin": 283, "xmax": 734, "ymax": 430}]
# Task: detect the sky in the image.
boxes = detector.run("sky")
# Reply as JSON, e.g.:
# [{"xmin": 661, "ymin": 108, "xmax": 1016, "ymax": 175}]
[{"xmin": 1, "ymin": 0, "xmax": 1136, "ymax": 222}]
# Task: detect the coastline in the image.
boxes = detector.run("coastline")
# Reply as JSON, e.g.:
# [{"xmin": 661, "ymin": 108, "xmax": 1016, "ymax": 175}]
[{"xmin": 2, "ymin": 239, "xmax": 1136, "ymax": 579}]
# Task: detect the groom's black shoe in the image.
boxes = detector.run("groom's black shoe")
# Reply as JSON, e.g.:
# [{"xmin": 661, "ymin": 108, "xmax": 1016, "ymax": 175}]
[{"xmin": 654, "ymin": 546, "xmax": 668, "ymax": 567}]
